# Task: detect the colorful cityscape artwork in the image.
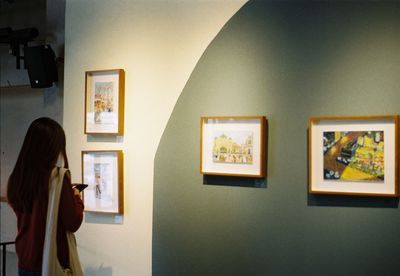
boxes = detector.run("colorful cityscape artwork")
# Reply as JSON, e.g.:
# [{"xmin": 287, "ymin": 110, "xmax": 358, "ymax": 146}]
[
  {"xmin": 94, "ymin": 81, "xmax": 114, "ymax": 124},
  {"xmin": 323, "ymin": 131, "xmax": 384, "ymax": 181},
  {"xmin": 212, "ymin": 131, "xmax": 254, "ymax": 164}
]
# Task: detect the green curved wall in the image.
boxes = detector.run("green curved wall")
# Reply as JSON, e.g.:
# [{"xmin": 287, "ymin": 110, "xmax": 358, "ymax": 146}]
[{"xmin": 154, "ymin": 2, "xmax": 400, "ymax": 275}]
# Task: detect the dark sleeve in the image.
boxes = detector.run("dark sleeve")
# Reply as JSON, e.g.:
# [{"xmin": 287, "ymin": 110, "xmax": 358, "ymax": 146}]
[{"xmin": 58, "ymin": 171, "xmax": 84, "ymax": 232}]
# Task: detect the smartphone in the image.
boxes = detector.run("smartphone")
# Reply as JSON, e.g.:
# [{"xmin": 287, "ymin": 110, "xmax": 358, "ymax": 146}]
[{"xmin": 72, "ymin": 183, "xmax": 88, "ymax": 192}]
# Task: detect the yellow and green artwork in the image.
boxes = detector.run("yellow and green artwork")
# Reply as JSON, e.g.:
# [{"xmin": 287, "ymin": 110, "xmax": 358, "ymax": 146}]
[
  {"xmin": 212, "ymin": 131, "xmax": 254, "ymax": 164},
  {"xmin": 323, "ymin": 131, "xmax": 384, "ymax": 181}
]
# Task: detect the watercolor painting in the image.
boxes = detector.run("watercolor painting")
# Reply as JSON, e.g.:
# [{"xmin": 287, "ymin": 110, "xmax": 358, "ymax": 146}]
[
  {"xmin": 94, "ymin": 81, "xmax": 114, "ymax": 124},
  {"xmin": 323, "ymin": 131, "xmax": 384, "ymax": 181},
  {"xmin": 212, "ymin": 131, "xmax": 254, "ymax": 164}
]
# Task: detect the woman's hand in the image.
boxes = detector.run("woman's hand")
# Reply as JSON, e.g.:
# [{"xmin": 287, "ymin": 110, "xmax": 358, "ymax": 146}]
[{"xmin": 73, "ymin": 188, "xmax": 81, "ymax": 196}]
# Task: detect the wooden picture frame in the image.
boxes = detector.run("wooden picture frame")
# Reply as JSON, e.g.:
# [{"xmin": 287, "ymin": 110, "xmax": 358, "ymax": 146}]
[
  {"xmin": 308, "ymin": 115, "xmax": 399, "ymax": 197},
  {"xmin": 82, "ymin": 150, "xmax": 124, "ymax": 214},
  {"xmin": 85, "ymin": 69, "xmax": 125, "ymax": 135},
  {"xmin": 200, "ymin": 116, "xmax": 267, "ymax": 178}
]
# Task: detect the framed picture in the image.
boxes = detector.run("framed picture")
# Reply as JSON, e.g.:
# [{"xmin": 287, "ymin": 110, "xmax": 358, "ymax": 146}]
[
  {"xmin": 200, "ymin": 116, "xmax": 267, "ymax": 177},
  {"xmin": 309, "ymin": 115, "xmax": 399, "ymax": 196},
  {"xmin": 85, "ymin": 69, "xmax": 125, "ymax": 135},
  {"xmin": 82, "ymin": 150, "xmax": 123, "ymax": 214}
]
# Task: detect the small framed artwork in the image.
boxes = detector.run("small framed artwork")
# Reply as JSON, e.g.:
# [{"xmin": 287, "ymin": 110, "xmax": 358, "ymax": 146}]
[
  {"xmin": 85, "ymin": 69, "xmax": 125, "ymax": 135},
  {"xmin": 82, "ymin": 150, "xmax": 123, "ymax": 214},
  {"xmin": 200, "ymin": 116, "xmax": 267, "ymax": 178},
  {"xmin": 308, "ymin": 115, "xmax": 399, "ymax": 196}
]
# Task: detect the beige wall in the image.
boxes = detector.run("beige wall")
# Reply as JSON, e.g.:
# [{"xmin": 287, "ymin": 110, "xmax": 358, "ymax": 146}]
[{"xmin": 64, "ymin": 1, "xmax": 246, "ymax": 275}]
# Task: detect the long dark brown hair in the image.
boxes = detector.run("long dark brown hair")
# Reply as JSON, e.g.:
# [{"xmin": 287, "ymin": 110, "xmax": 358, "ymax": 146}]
[{"xmin": 7, "ymin": 117, "xmax": 69, "ymax": 213}]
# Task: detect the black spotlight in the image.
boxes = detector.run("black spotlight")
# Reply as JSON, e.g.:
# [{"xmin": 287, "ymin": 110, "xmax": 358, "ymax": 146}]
[{"xmin": 23, "ymin": 45, "xmax": 58, "ymax": 88}]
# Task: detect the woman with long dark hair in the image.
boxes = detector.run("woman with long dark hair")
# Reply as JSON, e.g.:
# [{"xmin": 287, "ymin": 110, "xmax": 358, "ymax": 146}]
[{"xmin": 7, "ymin": 117, "xmax": 84, "ymax": 276}]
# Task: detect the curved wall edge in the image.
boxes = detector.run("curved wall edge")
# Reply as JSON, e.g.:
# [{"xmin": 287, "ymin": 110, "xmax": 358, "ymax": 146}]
[{"xmin": 64, "ymin": 1, "xmax": 247, "ymax": 275}]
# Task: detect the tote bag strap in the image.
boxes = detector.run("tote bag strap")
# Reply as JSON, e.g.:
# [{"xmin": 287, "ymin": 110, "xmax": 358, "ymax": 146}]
[{"xmin": 42, "ymin": 167, "xmax": 68, "ymax": 276}]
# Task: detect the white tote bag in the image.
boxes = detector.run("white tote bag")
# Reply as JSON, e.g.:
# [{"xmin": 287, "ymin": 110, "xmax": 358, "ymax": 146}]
[{"xmin": 42, "ymin": 167, "xmax": 84, "ymax": 276}]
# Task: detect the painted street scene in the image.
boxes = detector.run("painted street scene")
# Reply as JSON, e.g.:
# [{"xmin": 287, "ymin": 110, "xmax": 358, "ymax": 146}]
[
  {"xmin": 323, "ymin": 131, "xmax": 384, "ymax": 181},
  {"xmin": 212, "ymin": 131, "xmax": 254, "ymax": 164}
]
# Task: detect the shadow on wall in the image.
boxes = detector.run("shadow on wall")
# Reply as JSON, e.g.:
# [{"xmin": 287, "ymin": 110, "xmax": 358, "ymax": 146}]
[
  {"xmin": 204, "ymin": 175, "xmax": 267, "ymax": 188},
  {"xmin": 84, "ymin": 265, "xmax": 112, "ymax": 276},
  {"xmin": 308, "ymin": 193, "xmax": 399, "ymax": 208},
  {"xmin": 84, "ymin": 213, "xmax": 123, "ymax": 225}
]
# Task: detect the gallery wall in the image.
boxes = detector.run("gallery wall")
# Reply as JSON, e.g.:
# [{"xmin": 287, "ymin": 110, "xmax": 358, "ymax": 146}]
[
  {"xmin": 63, "ymin": 1, "xmax": 246, "ymax": 275},
  {"xmin": 154, "ymin": 1, "xmax": 400, "ymax": 275}
]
